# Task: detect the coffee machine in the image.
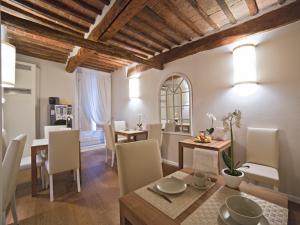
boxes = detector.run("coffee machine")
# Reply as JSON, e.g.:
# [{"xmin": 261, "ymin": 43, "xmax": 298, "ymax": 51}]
[{"xmin": 48, "ymin": 97, "xmax": 73, "ymax": 128}]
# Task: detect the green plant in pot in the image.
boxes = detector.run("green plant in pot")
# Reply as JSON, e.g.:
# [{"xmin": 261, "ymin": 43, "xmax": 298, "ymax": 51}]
[{"xmin": 221, "ymin": 109, "xmax": 245, "ymax": 188}]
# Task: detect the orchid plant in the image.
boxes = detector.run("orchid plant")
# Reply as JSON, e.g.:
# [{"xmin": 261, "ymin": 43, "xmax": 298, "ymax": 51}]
[
  {"xmin": 222, "ymin": 110, "xmax": 245, "ymax": 176},
  {"xmin": 206, "ymin": 112, "xmax": 216, "ymax": 134}
]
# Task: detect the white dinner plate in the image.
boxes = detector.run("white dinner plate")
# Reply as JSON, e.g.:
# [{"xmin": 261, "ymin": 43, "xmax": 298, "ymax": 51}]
[
  {"xmin": 218, "ymin": 204, "xmax": 269, "ymax": 225},
  {"xmin": 155, "ymin": 177, "xmax": 187, "ymax": 194}
]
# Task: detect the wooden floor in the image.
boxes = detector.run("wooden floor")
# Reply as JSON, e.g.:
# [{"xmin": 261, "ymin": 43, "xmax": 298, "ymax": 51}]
[{"xmin": 6, "ymin": 150, "xmax": 300, "ymax": 225}]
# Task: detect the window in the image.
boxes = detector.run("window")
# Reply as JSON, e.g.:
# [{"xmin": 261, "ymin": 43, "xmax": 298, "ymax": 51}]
[{"xmin": 160, "ymin": 75, "xmax": 191, "ymax": 134}]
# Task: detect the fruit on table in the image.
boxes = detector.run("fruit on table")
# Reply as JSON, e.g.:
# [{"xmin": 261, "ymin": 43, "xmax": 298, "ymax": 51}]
[{"xmin": 194, "ymin": 132, "xmax": 212, "ymax": 143}]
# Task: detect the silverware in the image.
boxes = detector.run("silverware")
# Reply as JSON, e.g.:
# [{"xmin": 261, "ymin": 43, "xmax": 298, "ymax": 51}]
[{"xmin": 147, "ymin": 187, "xmax": 172, "ymax": 203}]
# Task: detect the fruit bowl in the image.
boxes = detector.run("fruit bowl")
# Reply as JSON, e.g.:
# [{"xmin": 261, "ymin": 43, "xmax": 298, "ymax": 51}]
[{"xmin": 194, "ymin": 132, "xmax": 212, "ymax": 143}]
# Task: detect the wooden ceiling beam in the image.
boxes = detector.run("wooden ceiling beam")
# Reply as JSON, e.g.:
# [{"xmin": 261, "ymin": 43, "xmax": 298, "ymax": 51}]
[
  {"xmin": 123, "ymin": 24, "xmax": 171, "ymax": 50},
  {"xmin": 106, "ymin": 40, "xmax": 150, "ymax": 59},
  {"xmin": 66, "ymin": 0, "xmax": 163, "ymax": 73},
  {"xmin": 117, "ymin": 31, "xmax": 162, "ymax": 53},
  {"xmin": 71, "ymin": 0, "xmax": 103, "ymax": 15},
  {"xmin": 82, "ymin": 60, "xmax": 119, "ymax": 70},
  {"xmin": 0, "ymin": 3, "xmax": 83, "ymax": 37},
  {"xmin": 187, "ymin": 0, "xmax": 219, "ymax": 30},
  {"xmin": 6, "ymin": 26, "xmax": 73, "ymax": 50},
  {"xmin": 245, "ymin": 0, "xmax": 259, "ymax": 16},
  {"xmin": 161, "ymin": 1, "xmax": 204, "ymax": 36},
  {"xmin": 1, "ymin": 13, "xmax": 163, "ymax": 70},
  {"xmin": 98, "ymin": 0, "xmax": 110, "ymax": 6},
  {"xmin": 278, "ymin": 0, "xmax": 286, "ymax": 4},
  {"xmin": 3, "ymin": 0, "xmax": 89, "ymax": 33},
  {"xmin": 127, "ymin": 1, "xmax": 300, "ymax": 77},
  {"xmin": 32, "ymin": 0, "xmax": 95, "ymax": 24},
  {"xmin": 94, "ymin": 53, "xmax": 133, "ymax": 64},
  {"xmin": 110, "ymin": 36, "xmax": 155, "ymax": 56},
  {"xmin": 16, "ymin": 49, "xmax": 67, "ymax": 63},
  {"xmin": 216, "ymin": 0, "xmax": 237, "ymax": 24}
]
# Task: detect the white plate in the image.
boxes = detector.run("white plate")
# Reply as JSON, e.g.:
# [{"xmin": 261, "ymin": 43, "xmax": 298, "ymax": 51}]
[
  {"xmin": 218, "ymin": 204, "xmax": 269, "ymax": 225},
  {"xmin": 155, "ymin": 177, "xmax": 187, "ymax": 194}
]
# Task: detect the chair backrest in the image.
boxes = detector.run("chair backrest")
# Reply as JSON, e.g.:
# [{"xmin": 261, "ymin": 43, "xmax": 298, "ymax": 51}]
[
  {"xmin": 44, "ymin": 125, "xmax": 68, "ymax": 139},
  {"xmin": 165, "ymin": 122, "xmax": 176, "ymax": 132},
  {"xmin": 2, "ymin": 128, "xmax": 8, "ymax": 158},
  {"xmin": 103, "ymin": 124, "xmax": 116, "ymax": 152},
  {"xmin": 146, "ymin": 123, "xmax": 162, "ymax": 146},
  {"xmin": 193, "ymin": 148, "xmax": 219, "ymax": 176},
  {"xmin": 2, "ymin": 134, "xmax": 27, "ymax": 209},
  {"xmin": 246, "ymin": 127, "xmax": 279, "ymax": 169},
  {"xmin": 116, "ymin": 140, "xmax": 163, "ymax": 196},
  {"xmin": 113, "ymin": 121, "xmax": 126, "ymax": 131},
  {"xmin": 48, "ymin": 130, "xmax": 80, "ymax": 174}
]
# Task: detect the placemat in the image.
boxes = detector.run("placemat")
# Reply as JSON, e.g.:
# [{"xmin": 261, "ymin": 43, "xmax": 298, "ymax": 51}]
[
  {"xmin": 181, "ymin": 186, "xmax": 288, "ymax": 225},
  {"xmin": 135, "ymin": 171, "xmax": 215, "ymax": 219}
]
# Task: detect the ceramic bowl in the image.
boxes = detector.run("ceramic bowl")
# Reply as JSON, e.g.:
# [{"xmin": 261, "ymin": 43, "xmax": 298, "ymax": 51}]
[{"xmin": 225, "ymin": 195, "xmax": 263, "ymax": 225}]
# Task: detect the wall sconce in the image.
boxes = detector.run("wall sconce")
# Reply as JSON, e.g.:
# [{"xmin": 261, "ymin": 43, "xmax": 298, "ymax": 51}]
[
  {"xmin": 1, "ymin": 42, "xmax": 16, "ymax": 87},
  {"xmin": 129, "ymin": 77, "xmax": 140, "ymax": 98},
  {"xmin": 233, "ymin": 44, "xmax": 257, "ymax": 86}
]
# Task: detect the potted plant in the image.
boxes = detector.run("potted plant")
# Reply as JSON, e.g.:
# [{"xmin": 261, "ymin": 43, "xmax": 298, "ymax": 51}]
[{"xmin": 221, "ymin": 110, "xmax": 245, "ymax": 188}]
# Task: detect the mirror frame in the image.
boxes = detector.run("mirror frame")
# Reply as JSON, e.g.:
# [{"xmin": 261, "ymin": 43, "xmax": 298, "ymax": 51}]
[{"xmin": 159, "ymin": 73, "xmax": 192, "ymax": 135}]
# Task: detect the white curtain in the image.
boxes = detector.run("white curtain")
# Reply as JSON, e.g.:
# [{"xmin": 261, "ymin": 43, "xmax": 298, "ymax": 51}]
[{"xmin": 76, "ymin": 68, "xmax": 111, "ymax": 129}]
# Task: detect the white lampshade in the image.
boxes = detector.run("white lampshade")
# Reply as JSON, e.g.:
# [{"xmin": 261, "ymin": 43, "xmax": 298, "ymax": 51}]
[
  {"xmin": 1, "ymin": 42, "xmax": 16, "ymax": 87},
  {"xmin": 233, "ymin": 45, "xmax": 257, "ymax": 85}
]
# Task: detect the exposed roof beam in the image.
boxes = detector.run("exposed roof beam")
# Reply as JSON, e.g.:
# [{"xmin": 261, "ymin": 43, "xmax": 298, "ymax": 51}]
[
  {"xmin": 0, "ymin": 3, "xmax": 83, "ymax": 37},
  {"xmin": 72, "ymin": 0, "xmax": 103, "ymax": 15},
  {"xmin": 3, "ymin": 0, "xmax": 89, "ymax": 33},
  {"xmin": 66, "ymin": 0, "xmax": 162, "ymax": 73},
  {"xmin": 216, "ymin": 0, "xmax": 237, "ymax": 24},
  {"xmin": 245, "ymin": 0, "xmax": 259, "ymax": 16},
  {"xmin": 127, "ymin": 1, "xmax": 300, "ymax": 77},
  {"xmin": 1, "ymin": 13, "xmax": 163, "ymax": 70},
  {"xmin": 278, "ymin": 0, "xmax": 286, "ymax": 4},
  {"xmin": 187, "ymin": 0, "xmax": 219, "ymax": 30},
  {"xmin": 162, "ymin": 0, "xmax": 204, "ymax": 36},
  {"xmin": 27, "ymin": 0, "xmax": 95, "ymax": 24}
]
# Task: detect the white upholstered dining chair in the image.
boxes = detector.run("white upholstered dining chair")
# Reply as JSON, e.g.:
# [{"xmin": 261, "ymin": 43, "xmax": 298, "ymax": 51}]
[
  {"xmin": 45, "ymin": 130, "xmax": 80, "ymax": 202},
  {"xmin": 239, "ymin": 127, "xmax": 280, "ymax": 190},
  {"xmin": 103, "ymin": 124, "xmax": 117, "ymax": 167},
  {"xmin": 146, "ymin": 123, "xmax": 162, "ymax": 147},
  {"xmin": 116, "ymin": 140, "xmax": 163, "ymax": 196},
  {"xmin": 44, "ymin": 125, "xmax": 69, "ymax": 139},
  {"xmin": 113, "ymin": 120, "xmax": 127, "ymax": 142},
  {"xmin": 2, "ymin": 134, "xmax": 27, "ymax": 225},
  {"xmin": 164, "ymin": 122, "xmax": 176, "ymax": 132},
  {"xmin": 193, "ymin": 148, "xmax": 219, "ymax": 177}
]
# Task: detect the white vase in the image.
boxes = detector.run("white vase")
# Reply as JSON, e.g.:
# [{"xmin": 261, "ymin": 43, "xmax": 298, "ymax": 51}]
[{"xmin": 221, "ymin": 168, "xmax": 244, "ymax": 189}]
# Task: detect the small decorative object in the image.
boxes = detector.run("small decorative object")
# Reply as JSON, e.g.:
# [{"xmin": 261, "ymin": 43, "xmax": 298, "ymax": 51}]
[
  {"xmin": 221, "ymin": 109, "xmax": 246, "ymax": 188},
  {"xmin": 206, "ymin": 112, "xmax": 216, "ymax": 135},
  {"xmin": 194, "ymin": 131, "xmax": 212, "ymax": 143},
  {"xmin": 137, "ymin": 113, "xmax": 143, "ymax": 130}
]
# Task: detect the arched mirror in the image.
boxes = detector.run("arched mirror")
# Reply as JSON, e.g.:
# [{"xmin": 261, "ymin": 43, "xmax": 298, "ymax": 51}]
[{"xmin": 160, "ymin": 75, "xmax": 191, "ymax": 134}]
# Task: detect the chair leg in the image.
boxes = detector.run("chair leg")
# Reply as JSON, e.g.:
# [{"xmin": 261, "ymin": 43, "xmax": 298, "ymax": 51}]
[
  {"xmin": 11, "ymin": 194, "xmax": 18, "ymax": 225},
  {"xmin": 2, "ymin": 211, "xmax": 6, "ymax": 225},
  {"xmin": 76, "ymin": 168, "xmax": 81, "ymax": 193},
  {"xmin": 111, "ymin": 152, "xmax": 115, "ymax": 167},
  {"xmin": 273, "ymin": 185, "xmax": 279, "ymax": 191},
  {"xmin": 73, "ymin": 170, "xmax": 76, "ymax": 181},
  {"xmin": 105, "ymin": 148, "xmax": 108, "ymax": 163},
  {"xmin": 41, "ymin": 166, "xmax": 45, "ymax": 189},
  {"xmin": 49, "ymin": 175, "xmax": 54, "ymax": 202}
]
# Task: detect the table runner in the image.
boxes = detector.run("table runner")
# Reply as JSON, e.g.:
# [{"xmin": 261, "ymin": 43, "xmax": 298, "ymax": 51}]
[
  {"xmin": 135, "ymin": 171, "xmax": 215, "ymax": 219},
  {"xmin": 181, "ymin": 186, "xmax": 288, "ymax": 225}
]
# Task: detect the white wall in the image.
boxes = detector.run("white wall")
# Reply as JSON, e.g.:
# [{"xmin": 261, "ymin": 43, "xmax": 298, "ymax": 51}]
[
  {"xmin": 15, "ymin": 54, "xmax": 76, "ymax": 138},
  {"xmin": 111, "ymin": 21, "xmax": 300, "ymax": 198}
]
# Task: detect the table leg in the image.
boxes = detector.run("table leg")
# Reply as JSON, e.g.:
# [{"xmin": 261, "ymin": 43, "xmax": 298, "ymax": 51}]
[
  {"xmin": 178, "ymin": 142, "xmax": 184, "ymax": 169},
  {"xmin": 115, "ymin": 133, "xmax": 118, "ymax": 142},
  {"xmin": 133, "ymin": 135, "xmax": 137, "ymax": 142},
  {"xmin": 31, "ymin": 147, "xmax": 37, "ymax": 196}
]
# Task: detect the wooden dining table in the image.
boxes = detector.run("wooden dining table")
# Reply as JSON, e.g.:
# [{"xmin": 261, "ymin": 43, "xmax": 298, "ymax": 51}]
[
  {"xmin": 178, "ymin": 138, "xmax": 231, "ymax": 170},
  {"xmin": 115, "ymin": 130, "xmax": 148, "ymax": 142},
  {"xmin": 119, "ymin": 169, "xmax": 288, "ymax": 225}
]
